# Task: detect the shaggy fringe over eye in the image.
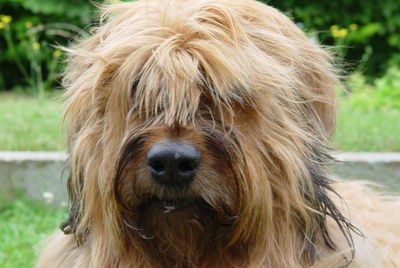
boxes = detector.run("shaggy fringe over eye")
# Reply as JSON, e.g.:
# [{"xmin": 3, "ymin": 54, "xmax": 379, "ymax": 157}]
[{"xmin": 52, "ymin": 0, "xmax": 364, "ymax": 267}]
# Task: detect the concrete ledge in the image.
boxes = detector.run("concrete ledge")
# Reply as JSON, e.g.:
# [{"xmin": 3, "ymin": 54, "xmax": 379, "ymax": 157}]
[
  {"xmin": 332, "ymin": 152, "xmax": 400, "ymax": 192},
  {"xmin": 0, "ymin": 151, "xmax": 66, "ymax": 162},
  {"xmin": 333, "ymin": 152, "xmax": 400, "ymax": 163},
  {"xmin": 1, "ymin": 152, "xmax": 399, "ymax": 204},
  {"xmin": 0, "ymin": 152, "xmax": 68, "ymax": 206}
]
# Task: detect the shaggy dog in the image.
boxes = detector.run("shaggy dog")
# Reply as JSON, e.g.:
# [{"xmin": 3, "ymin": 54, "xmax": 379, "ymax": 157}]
[{"xmin": 36, "ymin": 0, "xmax": 400, "ymax": 267}]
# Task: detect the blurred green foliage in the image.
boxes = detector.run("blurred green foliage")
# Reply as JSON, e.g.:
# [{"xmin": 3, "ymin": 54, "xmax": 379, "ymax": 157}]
[
  {"xmin": 0, "ymin": 0, "xmax": 399, "ymax": 92},
  {"xmin": 0, "ymin": 0, "xmax": 96, "ymax": 92},
  {"xmin": 268, "ymin": 0, "xmax": 400, "ymax": 78},
  {"xmin": 345, "ymin": 67, "xmax": 400, "ymax": 110}
]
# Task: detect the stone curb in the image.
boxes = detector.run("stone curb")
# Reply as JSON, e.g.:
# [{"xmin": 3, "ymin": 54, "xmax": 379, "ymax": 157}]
[
  {"xmin": 1, "ymin": 152, "xmax": 399, "ymax": 204},
  {"xmin": 0, "ymin": 152, "xmax": 68, "ymax": 206},
  {"xmin": 333, "ymin": 152, "xmax": 400, "ymax": 163},
  {"xmin": 0, "ymin": 151, "xmax": 66, "ymax": 162}
]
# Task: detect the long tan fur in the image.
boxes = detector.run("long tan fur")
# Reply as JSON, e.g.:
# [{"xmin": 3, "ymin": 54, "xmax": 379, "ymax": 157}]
[{"xmin": 36, "ymin": 0, "xmax": 400, "ymax": 267}]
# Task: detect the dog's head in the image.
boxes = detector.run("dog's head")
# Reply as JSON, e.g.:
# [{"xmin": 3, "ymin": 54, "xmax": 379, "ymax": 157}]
[{"xmin": 61, "ymin": 0, "xmax": 355, "ymax": 266}]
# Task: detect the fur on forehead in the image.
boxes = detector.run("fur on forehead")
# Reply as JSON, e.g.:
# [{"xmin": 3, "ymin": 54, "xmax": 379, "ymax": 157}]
[{"xmin": 64, "ymin": 0, "xmax": 337, "ymax": 133}]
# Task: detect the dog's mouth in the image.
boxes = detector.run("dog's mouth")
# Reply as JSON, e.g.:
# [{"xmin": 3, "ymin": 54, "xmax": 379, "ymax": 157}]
[
  {"xmin": 139, "ymin": 196, "xmax": 206, "ymax": 214},
  {"xmin": 138, "ymin": 196, "xmax": 237, "ymax": 225}
]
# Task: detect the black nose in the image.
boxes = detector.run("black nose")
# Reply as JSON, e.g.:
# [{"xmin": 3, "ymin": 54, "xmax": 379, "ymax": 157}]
[{"xmin": 146, "ymin": 142, "xmax": 201, "ymax": 186}]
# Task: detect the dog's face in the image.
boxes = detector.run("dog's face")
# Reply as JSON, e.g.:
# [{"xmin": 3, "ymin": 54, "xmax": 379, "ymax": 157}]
[{"xmin": 61, "ymin": 0, "xmax": 354, "ymax": 266}]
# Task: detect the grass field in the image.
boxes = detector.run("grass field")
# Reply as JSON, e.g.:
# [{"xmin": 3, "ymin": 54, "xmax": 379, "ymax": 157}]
[
  {"xmin": 0, "ymin": 92, "xmax": 64, "ymax": 151},
  {"xmin": 0, "ymin": 92, "xmax": 399, "ymax": 151},
  {"xmin": 0, "ymin": 197, "xmax": 67, "ymax": 268},
  {"xmin": 333, "ymin": 101, "xmax": 400, "ymax": 151}
]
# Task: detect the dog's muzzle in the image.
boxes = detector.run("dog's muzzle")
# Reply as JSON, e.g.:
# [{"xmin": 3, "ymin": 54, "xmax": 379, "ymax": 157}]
[{"xmin": 146, "ymin": 141, "xmax": 201, "ymax": 187}]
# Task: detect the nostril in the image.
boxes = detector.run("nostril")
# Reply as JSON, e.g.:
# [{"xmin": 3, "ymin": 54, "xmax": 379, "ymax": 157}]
[
  {"xmin": 149, "ymin": 159, "xmax": 165, "ymax": 173},
  {"xmin": 178, "ymin": 160, "xmax": 196, "ymax": 173}
]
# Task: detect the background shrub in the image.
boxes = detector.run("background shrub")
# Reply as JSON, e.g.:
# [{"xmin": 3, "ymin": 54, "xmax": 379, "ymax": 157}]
[
  {"xmin": 346, "ymin": 66, "xmax": 400, "ymax": 110},
  {"xmin": 0, "ymin": 0, "xmax": 95, "ymax": 92},
  {"xmin": 267, "ymin": 0, "xmax": 400, "ymax": 78},
  {"xmin": 0, "ymin": 0, "xmax": 399, "ymax": 92}
]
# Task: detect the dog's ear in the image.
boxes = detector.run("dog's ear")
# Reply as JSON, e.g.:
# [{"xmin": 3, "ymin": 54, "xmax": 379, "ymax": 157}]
[
  {"xmin": 60, "ymin": 169, "xmax": 87, "ymax": 245},
  {"xmin": 60, "ymin": 172, "xmax": 80, "ymax": 230},
  {"xmin": 301, "ymin": 146, "xmax": 360, "ymax": 264}
]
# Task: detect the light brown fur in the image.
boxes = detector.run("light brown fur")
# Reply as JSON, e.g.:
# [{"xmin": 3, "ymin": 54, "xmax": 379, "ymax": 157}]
[{"xmin": 36, "ymin": 0, "xmax": 400, "ymax": 267}]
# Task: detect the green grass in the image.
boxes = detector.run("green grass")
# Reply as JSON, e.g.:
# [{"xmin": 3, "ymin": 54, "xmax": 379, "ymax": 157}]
[
  {"xmin": 0, "ymin": 92, "xmax": 64, "ymax": 151},
  {"xmin": 0, "ymin": 197, "xmax": 67, "ymax": 268},
  {"xmin": 333, "ymin": 100, "xmax": 400, "ymax": 152},
  {"xmin": 0, "ymin": 92, "xmax": 399, "ymax": 152}
]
